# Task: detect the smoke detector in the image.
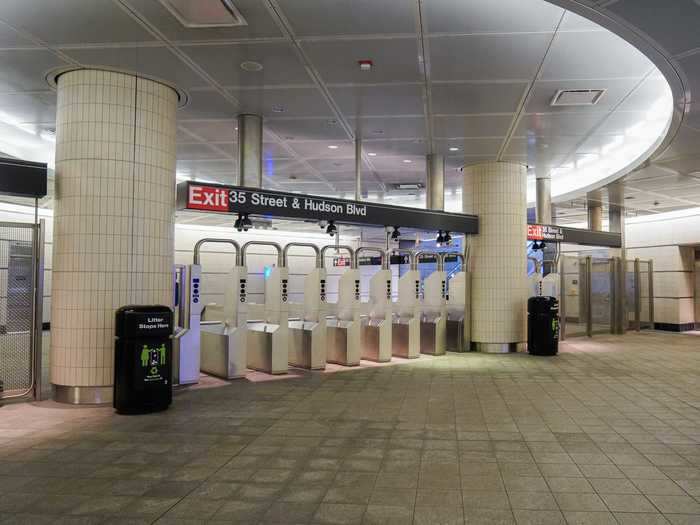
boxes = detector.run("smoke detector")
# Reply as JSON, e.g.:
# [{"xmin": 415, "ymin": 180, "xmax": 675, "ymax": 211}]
[
  {"xmin": 160, "ymin": 0, "xmax": 247, "ymax": 28},
  {"xmin": 551, "ymin": 89, "xmax": 606, "ymax": 107}
]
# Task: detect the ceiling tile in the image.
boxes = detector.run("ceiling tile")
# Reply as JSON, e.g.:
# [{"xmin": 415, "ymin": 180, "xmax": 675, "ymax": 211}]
[
  {"xmin": 0, "ymin": 49, "xmax": 69, "ymax": 92},
  {"xmin": 176, "ymin": 159, "xmax": 236, "ymax": 178},
  {"xmin": 540, "ymin": 30, "xmax": 654, "ymax": 81},
  {"xmin": 181, "ymin": 42, "xmax": 311, "ymax": 86},
  {"xmin": 0, "ymin": 0, "xmax": 155, "ymax": 45},
  {"xmin": 302, "ymin": 38, "xmax": 421, "ymax": 84},
  {"xmin": 306, "ymin": 157, "xmax": 356, "ymax": 173},
  {"xmin": 179, "ymin": 120, "xmax": 236, "ymax": 142},
  {"xmin": 559, "ymin": 10, "xmax": 605, "ymax": 32},
  {"xmin": 589, "ymin": 111, "xmax": 647, "ymax": 136},
  {"xmin": 177, "ymin": 142, "xmax": 230, "ymax": 161},
  {"xmin": 125, "ymin": 0, "xmax": 282, "ymax": 41},
  {"xmin": 286, "ymin": 140, "xmax": 354, "ymax": 158},
  {"xmin": 370, "ymin": 155, "xmax": 425, "ymax": 172},
  {"xmin": 615, "ymin": 75, "xmax": 671, "ymax": 113},
  {"xmin": 228, "ymin": 87, "xmax": 334, "ymax": 118},
  {"xmin": 262, "ymin": 142, "xmax": 294, "ymax": 159},
  {"xmin": 433, "ymin": 138, "xmax": 502, "ymax": 156},
  {"xmin": 505, "ymin": 135, "xmax": 579, "ymax": 161},
  {"xmin": 524, "ymin": 78, "xmax": 642, "ymax": 113},
  {"xmin": 424, "ymin": 0, "xmax": 563, "ymax": 34},
  {"xmin": 431, "ymin": 83, "xmax": 527, "ymax": 114},
  {"xmin": 0, "ymin": 20, "xmax": 40, "ymax": 48},
  {"xmin": 0, "ymin": 92, "xmax": 56, "ymax": 124},
  {"xmin": 429, "ymin": 34, "xmax": 552, "ymax": 81},
  {"xmin": 330, "ymin": 84, "xmax": 424, "ymax": 117},
  {"xmin": 433, "ymin": 114, "xmax": 513, "ymax": 138},
  {"xmin": 266, "ymin": 118, "xmax": 348, "ymax": 141},
  {"xmin": 514, "ymin": 112, "xmax": 608, "ymax": 137},
  {"xmin": 63, "ymin": 45, "xmax": 208, "ymax": 90},
  {"xmin": 349, "ymin": 116, "xmax": 426, "ymax": 140},
  {"xmin": 277, "ymin": 0, "xmax": 415, "ymax": 36},
  {"xmin": 359, "ymin": 139, "xmax": 428, "ymax": 157},
  {"xmin": 178, "ymin": 91, "xmax": 238, "ymax": 119}
]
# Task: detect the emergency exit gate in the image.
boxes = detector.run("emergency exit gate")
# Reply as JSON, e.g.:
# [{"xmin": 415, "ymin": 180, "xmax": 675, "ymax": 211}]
[
  {"xmin": 0, "ymin": 221, "xmax": 44, "ymax": 401},
  {"xmin": 559, "ymin": 255, "xmax": 654, "ymax": 340}
]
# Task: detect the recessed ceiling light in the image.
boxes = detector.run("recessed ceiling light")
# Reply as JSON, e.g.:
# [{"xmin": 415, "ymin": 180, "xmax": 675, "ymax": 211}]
[
  {"xmin": 372, "ymin": 129, "xmax": 384, "ymax": 135},
  {"xmin": 449, "ymin": 147, "xmax": 459, "ymax": 152},
  {"xmin": 327, "ymin": 119, "xmax": 337, "ymax": 125},
  {"xmin": 403, "ymin": 159, "xmax": 412, "ymax": 163},
  {"xmin": 271, "ymin": 104, "xmax": 285, "ymax": 113},
  {"xmin": 624, "ymin": 196, "xmax": 635, "ymax": 200},
  {"xmin": 367, "ymin": 152, "xmax": 377, "ymax": 156},
  {"xmin": 328, "ymin": 145, "xmax": 339, "ymax": 149},
  {"xmin": 240, "ymin": 61, "xmax": 263, "ymax": 72}
]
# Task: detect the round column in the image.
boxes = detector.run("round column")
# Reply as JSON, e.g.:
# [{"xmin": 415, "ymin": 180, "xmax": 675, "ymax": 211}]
[
  {"xmin": 51, "ymin": 69, "xmax": 178, "ymax": 403},
  {"xmin": 463, "ymin": 161, "xmax": 528, "ymax": 353}
]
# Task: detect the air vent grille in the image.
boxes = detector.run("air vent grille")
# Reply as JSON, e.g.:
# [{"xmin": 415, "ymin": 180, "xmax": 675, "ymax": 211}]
[
  {"xmin": 551, "ymin": 89, "xmax": 606, "ymax": 107},
  {"xmin": 160, "ymin": 0, "xmax": 247, "ymax": 28}
]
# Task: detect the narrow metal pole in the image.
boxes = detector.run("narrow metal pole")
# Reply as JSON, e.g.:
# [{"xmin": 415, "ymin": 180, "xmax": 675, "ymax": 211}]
[
  {"xmin": 648, "ymin": 259, "xmax": 655, "ymax": 329},
  {"xmin": 536, "ymin": 175, "xmax": 551, "ymax": 224},
  {"xmin": 586, "ymin": 256, "xmax": 593, "ymax": 337},
  {"xmin": 634, "ymin": 258, "xmax": 641, "ymax": 331},
  {"xmin": 33, "ymin": 219, "xmax": 45, "ymax": 400},
  {"xmin": 354, "ymin": 137, "xmax": 362, "ymax": 201},
  {"xmin": 426, "ymin": 154, "xmax": 445, "ymax": 210},
  {"xmin": 609, "ymin": 258, "xmax": 617, "ymax": 335},
  {"xmin": 559, "ymin": 256, "xmax": 566, "ymax": 341},
  {"xmin": 237, "ymin": 114, "xmax": 263, "ymax": 188}
]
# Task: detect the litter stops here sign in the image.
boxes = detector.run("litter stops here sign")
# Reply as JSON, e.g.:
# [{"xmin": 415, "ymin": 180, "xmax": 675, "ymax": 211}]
[{"xmin": 177, "ymin": 181, "xmax": 479, "ymax": 234}]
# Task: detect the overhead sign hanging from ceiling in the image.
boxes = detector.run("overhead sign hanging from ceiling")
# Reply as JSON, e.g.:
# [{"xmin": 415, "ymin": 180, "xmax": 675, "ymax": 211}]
[
  {"xmin": 177, "ymin": 182, "xmax": 479, "ymax": 233},
  {"xmin": 0, "ymin": 157, "xmax": 47, "ymax": 198},
  {"xmin": 527, "ymin": 223, "xmax": 621, "ymax": 248}
]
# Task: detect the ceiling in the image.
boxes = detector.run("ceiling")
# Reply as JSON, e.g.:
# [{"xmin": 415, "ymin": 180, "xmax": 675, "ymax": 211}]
[{"xmin": 0, "ymin": 0, "xmax": 694, "ymax": 225}]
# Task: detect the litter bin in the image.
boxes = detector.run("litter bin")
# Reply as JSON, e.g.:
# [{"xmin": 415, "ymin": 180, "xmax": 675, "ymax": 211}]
[
  {"xmin": 114, "ymin": 305, "xmax": 173, "ymax": 414},
  {"xmin": 527, "ymin": 296, "xmax": 559, "ymax": 356}
]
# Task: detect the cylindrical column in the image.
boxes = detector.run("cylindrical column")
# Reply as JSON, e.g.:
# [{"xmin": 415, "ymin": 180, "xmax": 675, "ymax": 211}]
[
  {"xmin": 608, "ymin": 205, "xmax": 623, "ymax": 234},
  {"xmin": 355, "ymin": 137, "xmax": 362, "ymax": 201},
  {"xmin": 426, "ymin": 154, "xmax": 445, "ymax": 211},
  {"xmin": 535, "ymin": 174, "xmax": 551, "ymax": 224},
  {"xmin": 237, "ymin": 113, "xmax": 263, "ymax": 188},
  {"xmin": 51, "ymin": 69, "xmax": 178, "ymax": 404},
  {"xmin": 465, "ymin": 162, "xmax": 528, "ymax": 352},
  {"xmin": 588, "ymin": 204, "xmax": 603, "ymax": 231}
]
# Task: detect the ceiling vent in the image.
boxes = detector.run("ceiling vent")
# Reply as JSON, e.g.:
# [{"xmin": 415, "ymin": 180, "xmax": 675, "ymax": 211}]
[
  {"xmin": 550, "ymin": 89, "xmax": 606, "ymax": 107},
  {"xmin": 392, "ymin": 183, "xmax": 423, "ymax": 191},
  {"xmin": 160, "ymin": 0, "xmax": 247, "ymax": 28}
]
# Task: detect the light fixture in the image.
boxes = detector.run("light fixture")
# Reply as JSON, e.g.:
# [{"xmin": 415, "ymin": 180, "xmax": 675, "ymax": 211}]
[
  {"xmin": 326, "ymin": 220, "xmax": 337, "ymax": 237},
  {"xmin": 271, "ymin": 104, "xmax": 286, "ymax": 113},
  {"xmin": 328, "ymin": 145, "xmax": 339, "ymax": 149},
  {"xmin": 372, "ymin": 129, "xmax": 384, "ymax": 135},
  {"xmin": 449, "ymin": 147, "xmax": 459, "ymax": 152},
  {"xmin": 160, "ymin": 0, "xmax": 248, "ymax": 28},
  {"xmin": 240, "ymin": 61, "xmax": 263, "ymax": 72},
  {"xmin": 390, "ymin": 226, "xmax": 401, "ymax": 241},
  {"xmin": 403, "ymin": 159, "xmax": 412, "ymax": 164},
  {"xmin": 367, "ymin": 152, "xmax": 377, "ymax": 156}
]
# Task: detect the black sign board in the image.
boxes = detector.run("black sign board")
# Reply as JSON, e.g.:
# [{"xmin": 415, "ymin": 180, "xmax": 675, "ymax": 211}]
[
  {"xmin": 177, "ymin": 181, "xmax": 479, "ymax": 234},
  {"xmin": 528, "ymin": 223, "xmax": 621, "ymax": 248},
  {"xmin": 0, "ymin": 157, "xmax": 47, "ymax": 198}
]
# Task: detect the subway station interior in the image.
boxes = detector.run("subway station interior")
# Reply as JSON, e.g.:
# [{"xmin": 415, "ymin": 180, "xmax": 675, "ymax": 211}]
[{"xmin": 0, "ymin": 1, "xmax": 700, "ymax": 524}]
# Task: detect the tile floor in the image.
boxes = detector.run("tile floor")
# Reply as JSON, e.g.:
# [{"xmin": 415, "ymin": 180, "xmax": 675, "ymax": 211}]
[{"xmin": 0, "ymin": 331, "xmax": 699, "ymax": 525}]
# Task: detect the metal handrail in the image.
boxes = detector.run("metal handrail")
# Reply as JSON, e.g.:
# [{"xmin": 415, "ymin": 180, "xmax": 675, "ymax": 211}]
[
  {"xmin": 282, "ymin": 243, "xmax": 321, "ymax": 268},
  {"xmin": 320, "ymin": 245, "xmax": 356, "ymax": 269},
  {"xmin": 193, "ymin": 238, "xmax": 241, "ymax": 265},
  {"xmin": 354, "ymin": 247, "xmax": 388, "ymax": 269},
  {"xmin": 241, "ymin": 241, "xmax": 283, "ymax": 266}
]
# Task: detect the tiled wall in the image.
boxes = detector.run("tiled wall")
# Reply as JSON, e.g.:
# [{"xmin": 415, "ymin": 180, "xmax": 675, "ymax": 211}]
[
  {"xmin": 465, "ymin": 162, "xmax": 527, "ymax": 344},
  {"xmin": 50, "ymin": 70, "xmax": 177, "ymax": 387},
  {"xmin": 626, "ymin": 210, "xmax": 700, "ymax": 330}
]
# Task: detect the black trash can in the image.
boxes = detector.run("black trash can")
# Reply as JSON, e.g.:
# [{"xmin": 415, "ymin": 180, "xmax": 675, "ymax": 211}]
[
  {"xmin": 114, "ymin": 305, "xmax": 173, "ymax": 414},
  {"xmin": 527, "ymin": 296, "xmax": 559, "ymax": 356}
]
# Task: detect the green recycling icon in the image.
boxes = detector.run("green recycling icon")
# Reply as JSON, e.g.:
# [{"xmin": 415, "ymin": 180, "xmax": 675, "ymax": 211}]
[{"xmin": 140, "ymin": 344, "xmax": 166, "ymax": 368}]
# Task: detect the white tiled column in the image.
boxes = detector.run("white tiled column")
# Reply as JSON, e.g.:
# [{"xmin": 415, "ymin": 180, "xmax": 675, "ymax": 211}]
[
  {"xmin": 464, "ymin": 162, "xmax": 527, "ymax": 352},
  {"xmin": 51, "ymin": 69, "xmax": 177, "ymax": 403}
]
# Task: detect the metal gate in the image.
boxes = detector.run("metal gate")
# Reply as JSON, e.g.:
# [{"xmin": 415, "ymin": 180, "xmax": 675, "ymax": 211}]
[
  {"xmin": 559, "ymin": 255, "xmax": 653, "ymax": 340},
  {"xmin": 0, "ymin": 221, "xmax": 44, "ymax": 400}
]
